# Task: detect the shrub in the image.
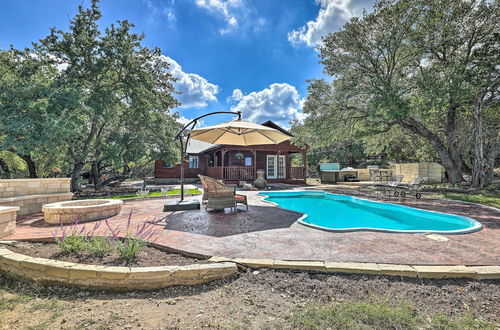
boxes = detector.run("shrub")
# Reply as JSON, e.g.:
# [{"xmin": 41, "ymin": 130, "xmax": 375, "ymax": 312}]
[
  {"xmin": 52, "ymin": 211, "xmax": 158, "ymax": 263},
  {"xmin": 84, "ymin": 236, "xmax": 111, "ymax": 257},
  {"xmin": 115, "ymin": 235, "xmax": 146, "ymax": 263},
  {"xmin": 136, "ymin": 189, "xmax": 150, "ymax": 199},
  {"xmin": 55, "ymin": 232, "xmax": 86, "ymax": 254}
]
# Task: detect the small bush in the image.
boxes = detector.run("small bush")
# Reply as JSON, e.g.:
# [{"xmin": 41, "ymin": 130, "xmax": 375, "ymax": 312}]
[
  {"xmin": 136, "ymin": 189, "xmax": 149, "ymax": 199},
  {"xmin": 84, "ymin": 236, "xmax": 111, "ymax": 257},
  {"xmin": 160, "ymin": 187, "xmax": 171, "ymax": 197},
  {"xmin": 55, "ymin": 233, "xmax": 86, "ymax": 255},
  {"xmin": 115, "ymin": 235, "xmax": 146, "ymax": 263}
]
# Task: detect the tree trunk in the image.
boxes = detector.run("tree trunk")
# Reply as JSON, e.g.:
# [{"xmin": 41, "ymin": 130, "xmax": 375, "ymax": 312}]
[
  {"xmin": 472, "ymin": 95, "xmax": 487, "ymax": 188},
  {"xmin": 95, "ymin": 174, "xmax": 128, "ymax": 190},
  {"xmin": 91, "ymin": 160, "xmax": 100, "ymax": 190},
  {"xmin": 70, "ymin": 162, "xmax": 85, "ymax": 193},
  {"xmin": 0, "ymin": 157, "xmax": 11, "ymax": 179},
  {"xmin": 398, "ymin": 118, "xmax": 463, "ymax": 184},
  {"xmin": 18, "ymin": 154, "xmax": 37, "ymax": 178}
]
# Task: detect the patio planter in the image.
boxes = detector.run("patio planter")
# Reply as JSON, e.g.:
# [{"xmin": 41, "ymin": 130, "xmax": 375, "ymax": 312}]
[{"xmin": 0, "ymin": 248, "xmax": 237, "ymax": 291}]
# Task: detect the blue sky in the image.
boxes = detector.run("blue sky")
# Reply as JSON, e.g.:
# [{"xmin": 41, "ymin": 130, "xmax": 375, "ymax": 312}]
[{"xmin": 0, "ymin": 0, "xmax": 374, "ymax": 127}]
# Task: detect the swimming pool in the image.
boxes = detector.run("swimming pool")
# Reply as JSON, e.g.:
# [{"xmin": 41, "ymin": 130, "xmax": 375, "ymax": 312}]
[{"xmin": 259, "ymin": 191, "xmax": 482, "ymax": 234}]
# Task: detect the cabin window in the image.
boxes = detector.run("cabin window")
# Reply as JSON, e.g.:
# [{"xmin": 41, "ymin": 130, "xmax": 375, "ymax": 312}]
[
  {"xmin": 188, "ymin": 156, "xmax": 199, "ymax": 169},
  {"xmin": 244, "ymin": 157, "xmax": 252, "ymax": 166}
]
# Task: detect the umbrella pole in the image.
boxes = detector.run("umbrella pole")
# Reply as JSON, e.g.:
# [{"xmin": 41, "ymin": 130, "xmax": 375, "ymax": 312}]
[{"xmin": 179, "ymin": 137, "xmax": 185, "ymax": 202}]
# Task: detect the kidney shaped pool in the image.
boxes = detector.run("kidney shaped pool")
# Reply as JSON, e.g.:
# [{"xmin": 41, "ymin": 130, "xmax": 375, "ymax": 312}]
[{"xmin": 259, "ymin": 191, "xmax": 482, "ymax": 234}]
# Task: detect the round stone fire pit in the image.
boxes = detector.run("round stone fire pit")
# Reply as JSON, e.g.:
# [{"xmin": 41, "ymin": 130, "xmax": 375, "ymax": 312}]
[{"xmin": 42, "ymin": 199, "xmax": 123, "ymax": 224}]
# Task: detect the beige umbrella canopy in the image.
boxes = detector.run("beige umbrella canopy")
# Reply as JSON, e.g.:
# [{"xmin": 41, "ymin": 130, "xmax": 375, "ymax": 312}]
[{"xmin": 189, "ymin": 119, "xmax": 292, "ymax": 145}]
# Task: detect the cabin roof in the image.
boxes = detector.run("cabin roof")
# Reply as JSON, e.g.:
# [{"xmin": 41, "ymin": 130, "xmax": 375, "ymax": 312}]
[{"xmin": 186, "ymin": 139, "xmax": 217, "ymax": 154}]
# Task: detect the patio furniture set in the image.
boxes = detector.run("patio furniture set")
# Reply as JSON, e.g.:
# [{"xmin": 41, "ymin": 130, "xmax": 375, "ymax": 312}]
[{"xmin": 356, "ymin": 176, "xmax": 427, "ymax": 199}]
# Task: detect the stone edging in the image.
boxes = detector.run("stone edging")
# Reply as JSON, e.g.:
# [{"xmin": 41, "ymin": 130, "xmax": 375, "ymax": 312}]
[
  {"xmin": 0, "ymin": 248, "xmax": 237, "ymax": 291},
  {"xmin": 43, "ymin": 199, "xmax": 123, "ymax": 224},
  {"xmin": 209, "ymin": 257, "xmax": 500, "ymax": 280}
]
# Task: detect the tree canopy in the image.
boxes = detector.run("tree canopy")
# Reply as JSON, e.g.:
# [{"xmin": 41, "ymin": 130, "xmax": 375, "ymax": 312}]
[
  {"xmin": 293, "ymin": 0, "xmax": 500, "ymax": 186},
  {"xmin": 0, "ymin": 0, "xmax": 181, "ymax": 191}
]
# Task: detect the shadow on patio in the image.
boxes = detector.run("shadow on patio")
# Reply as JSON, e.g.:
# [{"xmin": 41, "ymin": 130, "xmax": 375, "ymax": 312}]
[{"xmin": 164, "ymin": 204, "xmax": 302, "ymax": 237}]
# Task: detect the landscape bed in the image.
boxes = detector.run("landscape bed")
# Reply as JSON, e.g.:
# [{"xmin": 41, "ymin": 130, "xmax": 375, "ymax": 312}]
[{"xmin": 2, "ymin": 241, "xmax": 211, "ymax": 267}]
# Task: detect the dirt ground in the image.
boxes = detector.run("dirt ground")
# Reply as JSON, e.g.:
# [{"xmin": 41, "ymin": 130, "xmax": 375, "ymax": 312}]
[
  {"xmin": 4, "ymin": 242, "xmax": 210, "ymax": 267},
  {"xmin": 0, "ymin": 269, "xmax": 498, "ymax": 329}
]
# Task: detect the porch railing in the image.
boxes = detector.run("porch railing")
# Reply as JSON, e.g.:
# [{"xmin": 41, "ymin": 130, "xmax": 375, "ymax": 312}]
[
  {"xmin": 223, "ymin": 166, "xmax": 255, "ymax": 181},
  {"xmin": 205, "ymin": 166, "xmax": 306, "ymax": 181},
  {"xmin": 206, "ymin": 167, "xmax": 223, "ymax": 179},
  {"xmin": 289, "ymin": 166, "xmax": 306, "ymax": 180}
]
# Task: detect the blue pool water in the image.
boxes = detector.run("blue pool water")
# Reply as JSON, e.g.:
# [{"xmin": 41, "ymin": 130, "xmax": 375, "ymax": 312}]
[{"xmin": 259, "ymin": 191, "xmax": 482, "ymax": 234}]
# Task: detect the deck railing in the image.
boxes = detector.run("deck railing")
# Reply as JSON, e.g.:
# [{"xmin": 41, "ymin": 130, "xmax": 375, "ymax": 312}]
[
  {"xmin": 206, "ymin": 167, "xmax": 223, "ymax": 179},
  {"xmin": 289, "ymin": 166, "xmax": 306, "ymax": 180},
  {"xmin": 223, "ymin": 166, "xmax": 255, "ymax": 181},
  {"xmin": 205, "ymin": 166, "xmax": 306, "ymax": 181}
]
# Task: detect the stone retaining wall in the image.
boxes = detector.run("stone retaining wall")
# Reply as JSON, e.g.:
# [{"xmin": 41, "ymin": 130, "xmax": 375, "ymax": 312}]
[
  {"xmin": 0, "ymin": 248, "xmax": 237, "ymax": 291},
  {"xmin": 209, "ymin": 257, "xmax": 500, "ymax": 280},
  {"xmin": 0, "ymin": 207, "xmax": 19, "ymax": 238},
  {"xmin": 0, "ymin": 178, "xmax": 71, "ymax": 198},
  {"xmin": 0, "ymin": 178, "xmax": 73, "ymax": 215}
]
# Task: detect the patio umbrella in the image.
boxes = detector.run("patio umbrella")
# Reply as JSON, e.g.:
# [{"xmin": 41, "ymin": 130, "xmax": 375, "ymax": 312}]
[{"xmin": 189, "ymin": 119, "xmax": 292, "ymax": 145}]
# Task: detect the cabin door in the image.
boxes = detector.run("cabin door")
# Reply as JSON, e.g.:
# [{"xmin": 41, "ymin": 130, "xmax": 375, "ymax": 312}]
[
  {"xmin": 266, "ymin": 155, "xmax": 277, "ymax": 179},
  {"xmin": 278, "ymin": 155, "xmax": 286, "ymax": 179}
]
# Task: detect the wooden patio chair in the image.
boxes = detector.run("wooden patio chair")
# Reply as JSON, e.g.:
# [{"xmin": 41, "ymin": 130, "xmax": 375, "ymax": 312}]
[{"xmin": 198, "ymin": 175, "xmax": 248, "ymax": 212}]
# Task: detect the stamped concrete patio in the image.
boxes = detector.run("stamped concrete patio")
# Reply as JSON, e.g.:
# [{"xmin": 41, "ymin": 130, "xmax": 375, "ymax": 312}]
[{"xmin": 5, "ymin": 190, "xmax": 500, "ymax": 266}]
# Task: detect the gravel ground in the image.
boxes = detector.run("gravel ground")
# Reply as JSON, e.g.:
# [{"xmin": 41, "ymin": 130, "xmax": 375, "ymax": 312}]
[{"xmin": 0, "ymin": 269, "xmax": 498, "ymax": 329}]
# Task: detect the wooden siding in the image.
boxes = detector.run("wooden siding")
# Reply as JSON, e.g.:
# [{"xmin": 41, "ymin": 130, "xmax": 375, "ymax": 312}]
[
  {"xmin": 154, "ymin": 160, "xmax": 202, "ymax": 179},
  {"xmin": 155, "ymin": 140, "xmax": 307, "ymax": 183}
]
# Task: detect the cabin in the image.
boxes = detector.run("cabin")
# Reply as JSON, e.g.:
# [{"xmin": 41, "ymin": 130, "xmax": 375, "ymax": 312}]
[{"xmin": 154, "ymin": 121, "xmax": 307, "ymax": 184}]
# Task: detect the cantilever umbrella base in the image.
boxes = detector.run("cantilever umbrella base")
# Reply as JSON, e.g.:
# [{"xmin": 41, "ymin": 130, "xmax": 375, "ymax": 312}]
[{"xmin": 164, "ymin": 199, "xmax": 200, "ymax": 212}]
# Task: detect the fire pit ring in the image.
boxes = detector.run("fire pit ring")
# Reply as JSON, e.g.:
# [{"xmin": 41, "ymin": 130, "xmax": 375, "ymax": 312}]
[{"xmin": 42, "ymin": 199, "xmax": 123, "ymax": 224}]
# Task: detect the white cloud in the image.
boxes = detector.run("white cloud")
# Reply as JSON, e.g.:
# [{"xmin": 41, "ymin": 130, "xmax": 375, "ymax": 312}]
[
  {"xmin": 227, "ymin": 88, "xmax": 243, "ymax": 102},
  {"xmin": 195, "ymin": 0, "xmax": 243, "ymax": 34},
  {"xmin": 166, "ymin": 9, "xmax": 176, "ymax": 22},
  {"xmin": 288, "ymin": 0, "xmax": 373, "ymax": 47},
  {"xmin": 231, "ymin": 83, "xmax": 305, "ymax": 128},
  {"xmin": 176, "ymin": 114, "xmax": 191, "ymax": 125},
  {"xmin": 162, "ymin": 55, "xmax": 219, "ymax": 108},
  {"xmin": 176, "ymin": 114, "xmax": 206, "ymax": 128}
]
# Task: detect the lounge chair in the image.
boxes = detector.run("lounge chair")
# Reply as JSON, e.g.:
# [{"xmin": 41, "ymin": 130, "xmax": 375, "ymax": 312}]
[
  {"xmin": 198, "ymin": 175, "xmax": 248, "ymax": 212},
  {"xmin": 394, "ymin": 177, "xmax": 427, "ymax": 199},
  {"xmin": 386, "ymin": 175, "xmax": 404, "ymax": 196}
]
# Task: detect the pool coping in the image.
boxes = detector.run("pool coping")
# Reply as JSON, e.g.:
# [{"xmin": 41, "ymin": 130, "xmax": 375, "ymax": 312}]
[
  {"xmin": 209, "ymin": 256, "xmax": 500, "ymax": 280},
  {"xmin": 258, "ymin": 190, "xmax": 484, "ymax": 235}
]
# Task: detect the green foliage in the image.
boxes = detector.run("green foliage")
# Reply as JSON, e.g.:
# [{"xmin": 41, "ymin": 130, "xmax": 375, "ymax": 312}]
[
  {"xmin": 292, "ymin": 301, "xmax": 496, "ymax": 330},
  {"xmin": 84, "ymin": 236, "xmax": 111, "ymax": 257},
  {"xmin": 431, "ymin": 313, "xmax": 496, "ymax": 330},
  {"xmin": 440, "ymin": 193, "xmax": 500, "ymax": 209},
  {"xmin": 294, "ymin": 0, "xmax": 500, "ymax": 185},
  {"xmin": 33, "ymin": 0, "xmax": 181, "ymax": 191},
  {"xmin": 0, "ymin": 294, "xmax": 31, "ymax": 311},
  {"xmin": 0, "ymin": 0, "xmax": 180, "ymax": 188},
  {"xmin": 55, "ymin": 233, "xmax": 86, "ymax": 255},
  {"xmin": 89, "ymin": 189, "xmax": 202, "ymax": 200},
  {"xmin": 115, "ymin": 235, "xmax": 146, "ymax": 263},
  {"xmin": 294, "ymin": 301, "xmax": 422, "ymax": 329}
]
